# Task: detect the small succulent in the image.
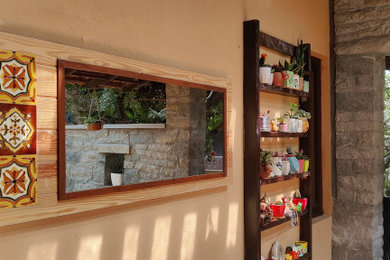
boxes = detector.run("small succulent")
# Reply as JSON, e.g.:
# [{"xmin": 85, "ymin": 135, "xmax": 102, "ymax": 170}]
[{"xmin": 295, "ymin": 149, "xmax": 305, "ymax": 160}]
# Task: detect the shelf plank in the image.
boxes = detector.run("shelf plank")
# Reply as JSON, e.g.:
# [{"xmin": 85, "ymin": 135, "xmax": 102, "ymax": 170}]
[
  {"xmin": 260, "ymin": 209, "xmax": 308, "ymax": 231},
  {"xmin": 258, "ymin": 83, "xmax": 310, "ymax": 98},
  {"xmin": 261, "ymin": 132, "xmax": 308, "ymax": 138},
  {"xmin": 260, "ymin": 172, "xmax": 309, "ymax": 186}
]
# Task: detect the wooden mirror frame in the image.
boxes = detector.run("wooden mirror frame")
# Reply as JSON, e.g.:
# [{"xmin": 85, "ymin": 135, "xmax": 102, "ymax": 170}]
[{"xmin": 57, "ymin": 60, "xmax": 227, "ymax": 200}]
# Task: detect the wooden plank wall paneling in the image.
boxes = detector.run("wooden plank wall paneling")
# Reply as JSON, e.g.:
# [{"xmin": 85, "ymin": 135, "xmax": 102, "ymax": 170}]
[{"xmin": 0, "ymin": 31, "xmax": 233, "ymax": 229}]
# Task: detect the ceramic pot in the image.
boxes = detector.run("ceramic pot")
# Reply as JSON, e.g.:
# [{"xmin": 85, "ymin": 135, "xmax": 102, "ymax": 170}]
[
  {"xmin": 86, "ymin": 122, "xmax": 102, "ymax": 131},
  {"xmin": 259, "ymin": 66, "xmax": 272, "ymax": 84},
  {"xmin": 303, "ymin": 159, "xmax": 310, "ymax": 172},
  {"xmin": 293, "ymin": 74, "xmax": 300, "ymax": 90},
  {"xmin": 296, "ymin": 119, "xmax": 303, "ymax": 133},
  {"xmin": 273, "ymin": 72, "xmax": 282, "ymax": 87},
  {"xmin": 303, "ymin": 80, "xmax": 310, "ymax": 92},
  {"xmin": 298, "ymin": 159, "xmax": 304, "ymax": 173},
  {"xmin": 288, "ymin": 156, "xmax": 299, "ymax": 174},
  {"xmin": 260, "ymin": 116, "xmax": 270, "ymax": 132},
  {"xmin": 269, "ymin": 72, "xmax": 274, "ymax": 85},
  {"xmin": 292, "ymin": 198, "xmax": 308, "ymax": 211},
  {"xmin": 296, "ymin": 241, "xmax": 308, "ymax": 254},
  {"xmin": 282, "ymin": 161, "xmax": 290, "ymax": 175},
  {"xmin": 111, "ymin": 173, "xmax": 124, "ymax": 186},
  {"xmin": 283, "ymin": 70, "xmax": 294, "ymax": 89},
  {"xmin": 286, "ymin": 118, "xmax": 297, "ymax": 133},
  {"xmin": 279, "ymin": 123, "xmax": 288, "ymax": 132},
  {"xmin": 270, "ymin": 157, "xmax": 282, "ymax": 177},
  {"xmin": 301, "ymin": 118, "xmax": 309, "ymax": 133},
  {"xmin": 299, "ymin": 77, "xmax": 304, "ymax": 91},
  {"xmin": 270, "ymin": 204, "xmax": 286, "ymax": 218}
]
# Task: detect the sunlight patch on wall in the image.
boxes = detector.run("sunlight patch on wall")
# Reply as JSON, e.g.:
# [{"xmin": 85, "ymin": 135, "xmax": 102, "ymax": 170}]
[
  {"xmin": 180, "ymin": 212, "xmax": 197, "ymax": 260},
  {"xmin": 205, "ymin": 206, "xmax": 220, "ymax": 239},
  {"xmin": 26, "ymin": 240, "xmax": 58, "ymax": 260},
  {"xmin": 151, "ymin": 215, "xmax": 171, "ymax": 260},
  {"xmin": 77, "ymin": 234, "xmax": 103, "ymax": 260},
  {"xmin": 122, "ymin": 224, "xmax": 140, "ymax": 260},
  {"xmin": 226, "ymin": 202, "xmax": 239, "ymax": 248}
]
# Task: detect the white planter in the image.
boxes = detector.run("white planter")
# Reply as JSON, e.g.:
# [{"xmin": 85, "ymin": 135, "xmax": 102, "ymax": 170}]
[
  {"xmin": 286, "ymin": 118, "xmax": 298, "ymax": 133},
  {"xmin": 297, "ymin": 119, "xmax": 303, "ymax": 133},
  {"xmin": 259, "ymin": 66, "xmax": 272, "ymax": 84},
  {"xmin": 111, "ymin": 173, "xmax": 124, "ymax": 186},
  {"xmin": 270, "ymin": 157, "xmax": 282, "ymax": 177},
  {"xmin": 293, "ymin": 74, "xmax": 300, "ymax": 90},
  {"xmin": 269, "ymin": 72, "xmax": 274, "ymax": 85},
  {"xmin": 282, "ymin": 161, "xmax": 290, "ymax": 175}
]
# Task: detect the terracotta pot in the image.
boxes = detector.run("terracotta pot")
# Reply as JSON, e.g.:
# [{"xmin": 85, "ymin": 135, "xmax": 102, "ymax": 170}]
[
  {"xmin": 273, "ymin": 72, "xmax": 283, "ymax": 87},
  {"xmin": 260, "ymin": 164, "xmax": 272, "ymax": 179},
  {"xmin": 86, "ymin": 122, "xmax": 102, "ymax": 131}
]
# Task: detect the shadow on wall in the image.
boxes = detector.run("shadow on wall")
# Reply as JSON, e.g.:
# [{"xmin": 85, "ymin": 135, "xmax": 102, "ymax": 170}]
[{"xmin": 1, "ymin": 198, "xmax": 240, "ymax": 260}]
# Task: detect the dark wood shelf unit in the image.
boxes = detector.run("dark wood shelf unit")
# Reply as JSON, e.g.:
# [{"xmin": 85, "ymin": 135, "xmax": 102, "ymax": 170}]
[
  {"xmin": 258, "ymin": 83, "xmax": 310, "ymax": 98},
  {"xmin": 260, "ymin": 209, "xmax": 309, "ymax": 231},
  {"xmin": 260, "ymin": 172, "xmax": 310, "ymax": 186},
  {"xmin": 260, "ymin": 132, "xmax": 308, "ymax": 138},
  {"xmin": 244, "ymin": 19, "xmax": 314, "ymax": 260}
]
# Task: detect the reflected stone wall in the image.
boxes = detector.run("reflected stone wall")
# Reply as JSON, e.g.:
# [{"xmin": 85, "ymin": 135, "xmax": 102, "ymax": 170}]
[{"xmin": 65, "ymin": 85, "xmax": 206, "ymax": 193}]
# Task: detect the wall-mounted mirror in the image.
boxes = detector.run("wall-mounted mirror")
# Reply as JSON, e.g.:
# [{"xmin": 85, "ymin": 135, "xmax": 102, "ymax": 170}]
[{"xmin": 58, "ymin": 61, "xmax": 226, "ymax": 199}]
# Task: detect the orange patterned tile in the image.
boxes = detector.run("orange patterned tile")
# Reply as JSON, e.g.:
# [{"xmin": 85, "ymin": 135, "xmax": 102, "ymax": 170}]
[
  {"xmin": 0, "ymin": 155, "xmax": 37, "ymax": 208},
  {"xmin": 0, "ymin": 50, "xmax": 36, "ymax": 105}
]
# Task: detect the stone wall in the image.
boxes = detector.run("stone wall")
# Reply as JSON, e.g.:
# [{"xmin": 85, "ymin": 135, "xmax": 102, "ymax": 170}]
[
  {"xmin": 334, "ymin": 1, "xmax": 387, "ymax": 259},
  {"xmin": 65, "ymin": 84, "xmax": 207, "ymax": 192}
]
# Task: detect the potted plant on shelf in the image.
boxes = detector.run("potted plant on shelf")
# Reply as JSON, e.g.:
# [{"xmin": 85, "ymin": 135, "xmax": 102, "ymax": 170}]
[
  {"xmin": 295, "ymin": 149, "xmax": 305, "ymax": 173},
  {"xmin": 259, "ymin": 53, "xmax": 272, "ymax": 85},
  {"xmin": 260, "ymin": 110, "xmax": 271, "ymax": 132},
  {"xmin": 298, "ymin": 109, "xmax": 311, "ymax": 133},
  {"xmin": 303, "ymin": 155, "xmax": 310, "ymax": 172},
  {"xmin": 284, "ymin": 102, "xmax": 299, "ymax": 133},
  {"xmin": 260, "ymin": 149, "xmax": 273, "ymax": 179},
  {"xmin": 283, "ymin": 60, "xmax": 298, "ymax": 90},
  {"xmin": 84, "ymin": 116, "xmax": 102, "ymax": 131},
  {"xmin": 278, "ymin": 116, "xmax": 288, "ymax": 132},
  {"xmin": 281, "ymin": 154, "xmax": 290, "ymax": 176},
  {"xmin": 84, "ymin": 88, "xmax": 103, "ymax": 131},
  {"xmin": 295, "ymin": 40, "xmax": 308, "ymax": 91},
  {"xmin": 286, "ymin": 146, "xmax": 299, "ymax": 174},
  {"xmin": 272, "ymin": 64, "xmax": 287, "ymax": 87},
  {"xmin": 107, "ymin": 155, "xmax": 125, "ymax": 186}
]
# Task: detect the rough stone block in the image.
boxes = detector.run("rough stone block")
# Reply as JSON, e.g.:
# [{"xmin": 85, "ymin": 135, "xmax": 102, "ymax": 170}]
[{"xmin": 97, "ymin": 143, "xmax": 130, "ymax": 154}]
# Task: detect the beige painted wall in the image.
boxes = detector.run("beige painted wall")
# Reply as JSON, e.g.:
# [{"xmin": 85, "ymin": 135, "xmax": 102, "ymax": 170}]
[{"xmin": 0, "ymin": 0, "xmax": 330, "ymax": 259}]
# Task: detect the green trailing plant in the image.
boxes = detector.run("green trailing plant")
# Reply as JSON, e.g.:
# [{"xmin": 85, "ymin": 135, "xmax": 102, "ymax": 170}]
[
  {"xmin": 148, "ymin": 108, "xmax": 166, "ymax": 123},
  {"xmin": 205, "ymin": 98, "xmax": 224, "ymax": 160},
  {"xmin": 123, "ymin": 91, "xmax": 149, "ymax": 123},
  {"xmin": 260, "ymin": 149, "xmax": 272, "ymax": 165}
]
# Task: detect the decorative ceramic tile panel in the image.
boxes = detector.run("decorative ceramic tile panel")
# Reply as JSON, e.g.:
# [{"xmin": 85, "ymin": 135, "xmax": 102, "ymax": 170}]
[
  {"xmin": 0, "ymin": 50, "xmax": 37, "ymax": 208},
  {"xmin": 0, "ymin": 104, "xmax": 36, "ymax": 155},
  {"xmin": 0, "ymin": 155, "xmax": 37, "ymax": 208},
  {"xmin": 0, "ymin": 50, "xmax": 36, "ymax": 105}
]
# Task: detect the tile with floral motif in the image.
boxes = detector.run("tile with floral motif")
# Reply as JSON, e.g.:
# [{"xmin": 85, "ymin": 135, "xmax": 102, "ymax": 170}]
[
  {"xmin": 0, "ymin": 50, "xmax": 36, "ymax": 105},
  {"xmin": 0, "ymin": 104, "xmax": 36, "ymax": 155},
  {"xmin": 0, "ymin": 154, "xmax": 37, "ymax": 208}
]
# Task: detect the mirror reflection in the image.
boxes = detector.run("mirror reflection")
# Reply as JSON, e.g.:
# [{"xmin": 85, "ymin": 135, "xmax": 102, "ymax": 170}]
[{"xmin": 63, "ymin": 68, "xmax": 225, "ymax": 193}]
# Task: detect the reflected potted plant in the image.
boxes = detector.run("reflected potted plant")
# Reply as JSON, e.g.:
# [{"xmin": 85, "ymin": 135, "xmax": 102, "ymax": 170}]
[
  {"xmin": 298, "ymin": 109, "xmax": 311, "ymax": 133},
  {"xmin": 295, "ymin": 149, "xmax": 305, "ymax": 173},
  {"xmin": 84, "ymin": 116, "xmax": 102, "ymax": 131},
  {"xmin": 107, "ymin": 155, "xmax": 125, "ymax": 186},
  {"xmin": 259, "ymin": 53, "xmax": 272, "ymax": 85},
  {"xmin": 260, "ymin": 149, "xmax": 272, "ymax": 179}
]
